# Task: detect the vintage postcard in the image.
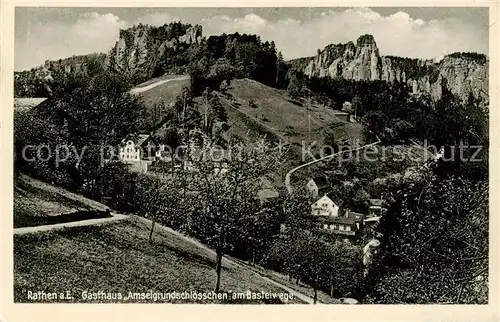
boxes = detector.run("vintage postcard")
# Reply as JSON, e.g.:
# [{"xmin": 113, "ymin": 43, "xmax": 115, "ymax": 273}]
[{"xmin": 1, "ymin": 1, "xmax": 499, "ymax": 321}]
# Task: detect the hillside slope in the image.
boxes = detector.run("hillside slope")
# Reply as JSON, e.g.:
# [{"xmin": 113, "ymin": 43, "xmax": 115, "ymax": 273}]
[
  {"xmin": 14, "ymin": 218, "xmax": 307, "ymax": 303},
  {"xmin": 12, "ymin": 175, "xmax": 323, "ymax": 304},
  {"xmin": 221, "ymin": 78, "xmax": 338, "ymax": 143},
  {"xmin": 132, "ymin": 74, "xmax": 190, "ymax": 111},
  {"xmin": 134, "ymin": 77, "xmax": 361, "ymax": 151},
  {"xmin": 14, "ymin": 174, "xmax": 111, "ymax": 228}
]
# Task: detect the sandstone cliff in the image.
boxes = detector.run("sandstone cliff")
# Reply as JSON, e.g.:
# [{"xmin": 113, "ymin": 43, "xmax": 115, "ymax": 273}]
[
  {"xmin": 14, "ymin": 53, "xmax": 106, "ymax": 97},
  {"xmin": 301, "ymin": 34, "xmax": 488, "ymax": 103},
  {"xmin": 105, "ymin": 22, "xmax": 202, "ymax": 82}
]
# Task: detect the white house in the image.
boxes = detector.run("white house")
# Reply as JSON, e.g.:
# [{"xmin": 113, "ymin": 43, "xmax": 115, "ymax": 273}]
[
  {"xmin": 119, "ymin": 134, "xmax": 157, "ymax": 163},
  {"xmin": 311, "ymin": 195, "xmax": 340, "ymax": 217}
]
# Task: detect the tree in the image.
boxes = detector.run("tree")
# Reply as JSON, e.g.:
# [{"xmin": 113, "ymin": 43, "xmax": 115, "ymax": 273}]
[
  {"xmin": 392, "ymin": 119, "xmax": 415, "ymax": 143},
  {"xmin": 322, "ymin": 129, "xmax": 339, "ymax": 155},
  {"xmin": 367, "ymin": 175, "xmax": 488, "ymax": 303},
  {"xmin": 291, "ymin": 230, "xmax": 329, "ymax": 304},
  {"xmin": 287, "ymin": 71, "xmax": 305, "ymax": 99},
  {"xmin": 188, "ymin": 55, "xmax": 211, "ymax": 95},
  {"xmin": 199, "ymin": 90, "xmax": 215, "ymax": 134},
  {"xmin": 159, "ymin": 127, "xmax": 182, "ymax": 175},
  {"xmin": 172, "ymin": 87, "xmax": 197, "ymax": 134},
  {"xmin": 361, "ymin": 111, "xmax": 388, "ymax": 142},
  {"xmin": 15, "ymin": 69, "xmax": 147, "ymax": 199},
  {"xmin": 322, "ymin": 240, "xmax": 363, "ymax": 298},
  {"xmin": 351, "ymin": 95, "xmax": 362, "ymax": 121},
  {"xmin": 207, "ymin": 58, "xmax": 236, "ymax": 89},
  {"xmin": 135, "ymin": 175, "xmax": 180, "ymax": 244},
  {"xmin": 184, "ymin": 138, "xmax": 286, "ymax": 293},
  {"xmin": 61, "ymin": 71, "xmax": 146, "ymax": 199}
]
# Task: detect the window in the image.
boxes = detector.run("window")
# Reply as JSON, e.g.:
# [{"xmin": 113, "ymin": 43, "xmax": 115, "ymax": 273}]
[
  {"xmin": 346, "ymin": 226, "xmax": 351, "ymax": 231},
  {"xmin": 316, "ymin": 210, "xmax": 321, "ymax": 215},
  {"xmin": 339, "ymin": 225, "xmax": 344, "ymax": 231},
  {"xmin": 329, "ymin": 224, "xmax": 335, "ymax": 230},
  {"xmin": 323, "ymin": 224, "xmax": 328, "ymax": 229},
  {"xmin": 323, "ymin": 203, "xmax": 328, "ymax": 207}
]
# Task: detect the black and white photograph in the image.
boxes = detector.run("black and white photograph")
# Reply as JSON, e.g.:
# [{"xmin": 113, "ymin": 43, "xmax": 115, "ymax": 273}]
[{"xmin": 9, "ymin": 5, "xmax": 492, "ymax": 307}]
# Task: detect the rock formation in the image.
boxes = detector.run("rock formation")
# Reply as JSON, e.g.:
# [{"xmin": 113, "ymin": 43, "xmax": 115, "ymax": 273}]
[
  {"xmin": 105, "ymin": 23, "xmax": 202, "ymax": 82},
  {"xmin": 300, "ymin": 34, "xmax": 488, "ymax": 103}
]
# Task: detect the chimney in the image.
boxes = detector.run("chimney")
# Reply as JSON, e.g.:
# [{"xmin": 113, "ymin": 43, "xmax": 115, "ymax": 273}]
[{"xmin": 345, "ymin": 209, "xmax": 350, "ymax": 218}]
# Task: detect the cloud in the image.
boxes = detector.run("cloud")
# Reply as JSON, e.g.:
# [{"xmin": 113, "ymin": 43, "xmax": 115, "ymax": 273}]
[
  {"xmin": 136, "ymin": 12, "xmax": 180, "ymax": 26},
  {"xmin": 15, "ymin": 8, "xmax": 488, "ymax": 70},
  {"xmin": 16, "ymin": 12, "xmax": 128, "ymax": 70},
  {"xmin": 199, "ymin": 8, "xmax": 488, "ymax": 61}
]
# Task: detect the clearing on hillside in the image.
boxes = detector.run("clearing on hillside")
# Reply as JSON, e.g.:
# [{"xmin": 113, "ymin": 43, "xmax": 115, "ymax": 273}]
[
  {"xmin": 132, "ymin": 74, "xmax": 190, "ymax": 124},
  {"xmin": 219, "ymin": 78, "xmax": 357, "ymax": 146},
  {"xmin": 134, "ymin": 77, "xmax": 362, "ymax": 151}
]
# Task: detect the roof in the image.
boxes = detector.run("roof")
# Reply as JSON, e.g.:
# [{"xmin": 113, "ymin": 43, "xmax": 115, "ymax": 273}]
[
  {"xmin": 14, "ymin": 97, "xmax": 47, "ymax": 110},
  {"xmin": 318, "ymin": 216, "xmax": 356, "ymax": 226},
  {"xmin": 334, "ymin": 111, "xmax": 349, "ymax": 115},
  {"xmin": 257, "ymin": 188, "xmax": 280, "ymax": 201},
  {"xmin": 347, "ymin": 211, "xmax": 365, "ymax": 223},
  {"xmin": 121, "ymin": 134, "xmax": 153, "ymax": 147},
  {"xmin": 313, "ymin": 195, "xmax": 338, "ymax": 206},
  {"xmin": 136, "ymin": 134, "xmax": 151, "ymax": 146},
  {"xmin": 369, "ymin": 199, "xmax": 385, "ymax": 207},
  {"xmin": 309, "ymin": 177, "xmax": 329, "ymax": 190},
  {"xmin": 257, "ymin": 177, "xmax": 280, "ymax": 201}
]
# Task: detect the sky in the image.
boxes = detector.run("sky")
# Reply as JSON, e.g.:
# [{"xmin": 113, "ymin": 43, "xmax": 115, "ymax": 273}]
[{"xmin": 15, "ymin": 7, "xmax": 490, "ymax": 71}]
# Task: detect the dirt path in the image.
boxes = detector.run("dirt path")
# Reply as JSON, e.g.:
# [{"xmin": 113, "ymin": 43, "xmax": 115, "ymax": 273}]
[
  {"xmin": 13, "ymin": 213, "xmax": 129, "ymax": 235},
  {"xmin": 129, "ymin": 76, "xmax": 189, "ymax": 94}
]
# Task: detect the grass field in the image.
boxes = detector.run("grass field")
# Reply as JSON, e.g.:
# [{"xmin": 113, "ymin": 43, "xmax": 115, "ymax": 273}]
[
  {"xmin": 133, "ymin": 76, "xmax": 361, "ymax": 151},
  {"xmin": 14, "ymin": 218, "xmax": 305, "ymax": 304},
  {"xmin": 134, "ymin": 75, "xmax": 190, "ymax": 116},
  {"xmin": 220, "ymin": 78, "xmax": 343, "ymax": 145}
]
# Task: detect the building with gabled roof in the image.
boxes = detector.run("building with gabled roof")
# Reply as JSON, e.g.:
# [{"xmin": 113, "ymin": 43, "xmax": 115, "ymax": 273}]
[
  {"xmin": 119, "ymin": 134, "xmax": 158, "ymax": 163},
  {"xmin": 311, "ymin": 195, "xmax": 340, "ymax": 218},
  {"xmin": 306, "ymin": 176, "xmax": 330, "ymax": 199}
]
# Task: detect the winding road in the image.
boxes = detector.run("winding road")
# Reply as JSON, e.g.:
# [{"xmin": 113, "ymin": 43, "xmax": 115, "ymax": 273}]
[{"xmin": 284, "ymin": 137, "xmax": 381, "ymax": 194}]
